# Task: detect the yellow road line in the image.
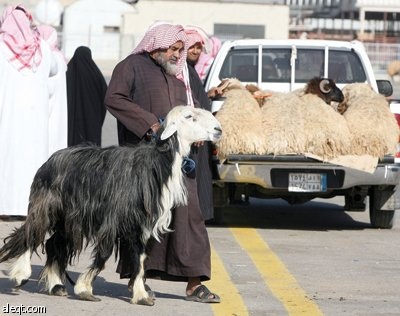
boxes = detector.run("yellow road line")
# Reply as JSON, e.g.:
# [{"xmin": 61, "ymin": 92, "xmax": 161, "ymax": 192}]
[
  {"xmin": 206, "ymin": 244, "xmax": 249, "ymax": 316},
  {"xmin": 230, "ymin": 227, "xmax": 322, "ymax": 316}
]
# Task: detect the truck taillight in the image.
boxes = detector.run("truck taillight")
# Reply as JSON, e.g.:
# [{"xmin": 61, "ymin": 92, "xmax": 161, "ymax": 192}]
[
  {"xmin": 394, "ymin": 113, "xmax": 400, "ymax": 126},
  {"xmin": 212, "ymin": 142, "xmax": 220, "ymax": 157},
  {"xmin": 396, "ymin": 141, "xmax": 400, "ymax": 163}
]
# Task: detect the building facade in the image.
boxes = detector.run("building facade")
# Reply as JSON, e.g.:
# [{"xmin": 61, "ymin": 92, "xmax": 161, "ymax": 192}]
[{"xmin": 285, "ymin": 0, "xmax": 400, "ymax": 42}]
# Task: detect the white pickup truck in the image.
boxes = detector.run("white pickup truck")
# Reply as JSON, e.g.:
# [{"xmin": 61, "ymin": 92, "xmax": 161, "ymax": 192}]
[{"xmin": 204, "ymin": 39, "xmax": 400, "ymax": 228}]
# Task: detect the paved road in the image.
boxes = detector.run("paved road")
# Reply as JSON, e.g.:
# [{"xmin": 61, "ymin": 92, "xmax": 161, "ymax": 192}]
[
  {"xmin": 212, "ymin": 198, "xmax": 400, "ymax": 315},
  {"xmin": 1, "ymin": 197, "xmax": 399, "ymax": 315}
]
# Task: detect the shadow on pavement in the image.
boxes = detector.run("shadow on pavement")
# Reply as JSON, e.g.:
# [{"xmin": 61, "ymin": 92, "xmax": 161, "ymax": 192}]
[{"xmin": 207, "ymin": 198, "xmax": 371, "ymax": 231}]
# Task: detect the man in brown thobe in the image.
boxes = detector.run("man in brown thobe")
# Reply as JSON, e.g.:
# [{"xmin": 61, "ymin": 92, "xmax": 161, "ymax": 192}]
[{"xmin": 104, "ymin": 23, "xmax": 220, "ymax": 303}]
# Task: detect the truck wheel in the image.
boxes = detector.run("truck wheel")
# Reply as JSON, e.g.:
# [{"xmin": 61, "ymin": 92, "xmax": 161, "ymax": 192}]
[{"xmin": 369, "ymin": 186, "xmax": 396, "ymax": 229}]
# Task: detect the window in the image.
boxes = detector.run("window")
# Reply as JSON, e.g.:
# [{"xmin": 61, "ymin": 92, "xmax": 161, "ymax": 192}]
[
  {"xmin": 104, "ymin": 26, "xmax": 119, "ymax": 33},
  {"xmin": 214, "ymin": 24, "xmax": 265, "ymax": 41},
  {"xmin": 220, "ymin": 49, "xmax": 259, "ymax": 82},
  {"xmin": 218, "ymin": 46, "xmax": 366, "ymax": 84},
  {"xmin": 325, "ymin": 50, "xmax": 366, "ymax": 83}
]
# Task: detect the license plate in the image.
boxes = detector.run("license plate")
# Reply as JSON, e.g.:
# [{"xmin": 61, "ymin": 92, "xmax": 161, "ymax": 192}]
[{"xmin": 288, "ymin": 173, "xmax": 327, "ymax": 192}]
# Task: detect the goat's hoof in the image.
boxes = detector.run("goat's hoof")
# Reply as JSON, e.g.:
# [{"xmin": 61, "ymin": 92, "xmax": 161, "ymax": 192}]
[
  {"xmin": 131, "ymin": 297, "xmax": 155, "ymax": 306},
  {"xmin": 77, "ymin": 291, "xmax": 101, "ymax": 302},
  {"xmin": 128, "ymin": 284, "xmax": 155, "ymax": 299},
  {"xmin": 51, "ymin": 284, "xmax": 68, "ymax": 296},
  {"xmin": 15, "ymin": 279, "xmax": 29, "ymax": 289}
]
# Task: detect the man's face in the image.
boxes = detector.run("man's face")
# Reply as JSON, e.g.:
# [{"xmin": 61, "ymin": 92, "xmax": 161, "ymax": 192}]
[
  {"xmin": 151, "ymin": 41, "xmax": 184, "ymax": 76},
  {"xmin": 187, "ymin": 43, "xmax": 203, "ymax": 64}
]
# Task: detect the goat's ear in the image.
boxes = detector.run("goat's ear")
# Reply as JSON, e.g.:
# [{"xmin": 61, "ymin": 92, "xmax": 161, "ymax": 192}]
[{"xmin": 160, "ymin": 123, "xmax": 177, "ymax": 140}]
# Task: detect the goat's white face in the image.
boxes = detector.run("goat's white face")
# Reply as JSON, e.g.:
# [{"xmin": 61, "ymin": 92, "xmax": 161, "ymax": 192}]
[{"xmin": 161, "ymin": 106, "xmax": 222, "ymax": 145}]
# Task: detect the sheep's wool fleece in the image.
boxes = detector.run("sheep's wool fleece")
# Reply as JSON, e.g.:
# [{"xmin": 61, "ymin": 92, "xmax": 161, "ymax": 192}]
[
  {"xmin": 387, "ymin": 60, "xmax": 400, "ymax": 77},
  {"xmin": 342, "ymin": 83, "xmax": 399, "ymax": 158},
  {"xmin": 261, "ymin": 91, "xmax": 307, "ymax": 154},
  {"xmin": 261, "ymin": 92, "xmax": 351, "ymax": 158},
  {"xmin": 215, "ymin": 84, "xmax": 267, "ymax": 159},
  {"xmin": 298, "ymin": 93, "xmax": 352, "ymax": 158},
  {"xmin": 215, "ymin": 80, "xmax": 399, "ymax": 159}
]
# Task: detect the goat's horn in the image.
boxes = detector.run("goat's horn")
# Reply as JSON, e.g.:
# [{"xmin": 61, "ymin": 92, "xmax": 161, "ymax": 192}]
[{"xmin": 319, "ymin": 79, "xmax": 331, "ymax": 93}]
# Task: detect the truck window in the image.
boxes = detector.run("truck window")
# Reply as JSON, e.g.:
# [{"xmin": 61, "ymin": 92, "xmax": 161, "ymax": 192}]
[
  {"xmin": 295, "ymin": 49, "xmax": 324, "ymax": 82},
  {"xmin": 326, "ymin": 50, "xmax": 367, "ymax": 83},
  {"xmin": 219, "ymin": 48, "xmax": 293, "ymax": 83},
  {"xmin": 263, "ymin": 49, "xmax": 291, "ymax": 82},
  {"xmin": 218, "ymin": 46, "xmax": 367, "ymax": 84},
  {"xmin": 220, "ymin": 48, "xmax": 259, "ymax": 82}
]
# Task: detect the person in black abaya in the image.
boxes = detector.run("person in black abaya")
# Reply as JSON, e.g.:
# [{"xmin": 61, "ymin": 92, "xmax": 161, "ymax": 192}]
[{"xmin": 66, "ymin": 46, "xmax": 107, "ymax": 146}]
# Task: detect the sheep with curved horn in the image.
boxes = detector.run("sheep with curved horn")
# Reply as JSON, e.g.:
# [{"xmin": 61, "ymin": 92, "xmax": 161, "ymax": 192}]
[
  {"xmin": 213, "ymin": 77, "xmax": 349, "ymax": 159},
  {"xmin": 0, "ymin": 105, "xmax": 222, "ymax": 306},
  {"xmin": 292, "ymin": 77, "xmax": 351, "ymax": 158}
]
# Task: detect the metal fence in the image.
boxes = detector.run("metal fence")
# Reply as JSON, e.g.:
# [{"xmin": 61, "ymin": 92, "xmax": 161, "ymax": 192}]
[{"xmin": 363, "ymin": 42, "xmax": 400, "ymax": 74}]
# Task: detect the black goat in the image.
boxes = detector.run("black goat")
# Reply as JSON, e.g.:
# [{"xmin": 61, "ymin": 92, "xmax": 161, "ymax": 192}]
[{"xmin": 0, "ymin": 105, "xmax": 222, "ymax": 306}]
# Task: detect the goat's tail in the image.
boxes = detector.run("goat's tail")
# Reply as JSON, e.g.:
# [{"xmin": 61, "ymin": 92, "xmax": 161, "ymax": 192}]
[
  {"xmin": 0, "ymin": 184, "xmax": 53, "ymax": 286},
  {"xmin": 0, "ymin": 222, "xmax": 34, "ymax": 287},
  {"xmin": 0, "ymin": 224, "xmax": 30, "ymax": 263}
]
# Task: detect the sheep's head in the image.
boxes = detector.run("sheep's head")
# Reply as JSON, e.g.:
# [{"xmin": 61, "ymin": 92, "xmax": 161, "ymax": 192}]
[
  {"xmin": 245, "ymin": 84, "xmax": 272, "ymax": 106},
  {"xmin": 208, "ymin": 78, "xmax": 246, "ymax": 99},
  {"xmin": 304, "ymin": 77, "xmax": 344, "ymax": 106}
]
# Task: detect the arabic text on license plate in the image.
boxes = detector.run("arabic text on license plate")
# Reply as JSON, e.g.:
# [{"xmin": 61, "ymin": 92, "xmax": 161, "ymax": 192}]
[{"xmin": 288, "ymin": 173, "xmax": 327, "ymax": 192}]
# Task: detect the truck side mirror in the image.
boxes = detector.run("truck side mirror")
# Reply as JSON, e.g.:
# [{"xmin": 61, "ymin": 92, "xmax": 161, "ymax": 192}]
[{"xmin": 377, "ymin": 80, "xmax": 393, "ymax": 97}]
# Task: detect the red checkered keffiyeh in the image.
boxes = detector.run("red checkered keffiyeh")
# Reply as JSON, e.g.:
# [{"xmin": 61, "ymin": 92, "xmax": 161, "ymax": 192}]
[
  {"xmin": 195, "ymin": 36, "xmax": 222, "ymax": 81},
  {"xmin": 184, "ymin": 25, "xmax": 210, "ymax": 53},
  {"xmin": 133, "ymin": 23, "xmax": 194, "ymax": 105},
  {"xmin": 0, "ymin": 5, "xmax": 42, "ymax": 72},
  {"xmin": 37, "ymin": 24, "xmax": 58, "ymax": 52},
  {"xmin": 132, "ymin": 23, "xmax": 188, "ymax": 75},
  {"xmin": 37, "ymin": 24, "xmax": 67, "ymax": 64}
]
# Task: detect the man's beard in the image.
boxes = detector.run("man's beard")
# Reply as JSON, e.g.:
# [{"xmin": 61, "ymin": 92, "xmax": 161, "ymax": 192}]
[{"xmin": 154, "ymin": 52, "xmax": 179, "ymax": 76}]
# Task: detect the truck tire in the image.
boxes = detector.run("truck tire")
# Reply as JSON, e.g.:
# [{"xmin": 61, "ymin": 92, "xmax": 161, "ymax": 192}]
[{"xmin": 369, "ymin": 186, "xmax": 396, "ymax": 229}]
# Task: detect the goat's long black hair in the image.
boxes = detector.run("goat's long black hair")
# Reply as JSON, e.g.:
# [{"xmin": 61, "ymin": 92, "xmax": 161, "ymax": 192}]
[{"xmin": 0, "ymin": 133, "xmax": 181, "ymax": 265}]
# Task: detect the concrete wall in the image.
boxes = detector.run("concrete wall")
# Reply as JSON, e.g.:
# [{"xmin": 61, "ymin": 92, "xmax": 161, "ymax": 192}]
[
  {"xmin": 62, "ymin": 0, "xmax": 135, "ymax": 59},
  {"xmin": 120, "ymin": 0, "xmax": 289, "ymax": 59}
]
